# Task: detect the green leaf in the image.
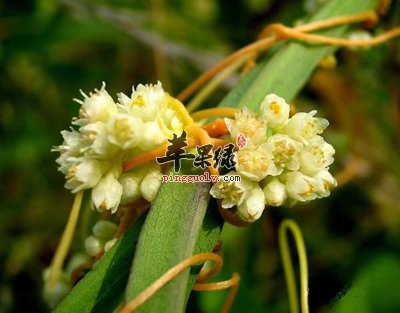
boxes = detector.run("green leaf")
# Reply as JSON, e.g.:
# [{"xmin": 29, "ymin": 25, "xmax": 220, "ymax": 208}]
[
  {"xmin": 54, "ymin": 214, "xmax": 146, "ymax": 313},
  {"xmin": 332, "ymin": 255, "xmax": 400, "ymax": 313},
  {"xmin": 125, "ymin": 1, "xmax": 379, "ymax": 312},
  {"xmin": 125, "ymin": 182, "xmax": 222, "ymax": 312}
]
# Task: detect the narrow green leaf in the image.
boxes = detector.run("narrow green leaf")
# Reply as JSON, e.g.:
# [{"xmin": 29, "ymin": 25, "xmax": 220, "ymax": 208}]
[
  {"xmin": 125, "ymin": 182, "xmax": 221, "ymax": 312},
  {"xmin": 125, "ymin": 1, "xmax": 379, "ymax": 312},
  {"xmin": 54, "ymin": 214, "xmax": 146, "ymax": 313}
]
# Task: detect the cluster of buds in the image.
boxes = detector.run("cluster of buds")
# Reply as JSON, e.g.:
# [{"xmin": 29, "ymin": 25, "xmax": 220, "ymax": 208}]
[
  {"xmin": 53, "ymin": 82, "xmax": 180, "ymax": 213},
  {"xmin": 210, "ymin": 94, "xmax": 336, "ymax": 223},
  {"xmin": 84, "ymin": 220, "xmax": 118, "ymax": 256}
]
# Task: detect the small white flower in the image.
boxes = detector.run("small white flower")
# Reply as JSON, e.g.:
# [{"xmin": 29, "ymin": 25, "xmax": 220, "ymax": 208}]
[
  {"xmin": 157, "ymin": 106, "xmax": 184, "ymax": 139},
  {"xmin": 266, "ymin": 134, "xmax": 303, "ymax": 174},
  {"xmin": 118, "ymin": 82, "xmax": 165, "ymax": 122},
  {"xmin": 299, "ymin": 136, "xmax": 335, "ymax": 175},
  {"xmin": 314, "ymin": 170, "xmax": 337, "ymax": 198},
  {"xmin": 210, "ymin": 172, "xmax": 256, "ymax": 208},
  {"xmin": 64, "ymin": 157, "xmax": 106, "ymax": 192},
  {"xmin": 282, "ymin": 110, "xmax": 329, "ymax": 144},
  {"xmin": 260, "ymin": 93, "xmax": 290, "ymax": 129},
  {"xmin": 74, "ymin": 82, "xmax": 117, "ymax": 126},
  {"xmin": 108, "ymin": 113, "xmax": 143, "ymax": 150},
  {"xmin": 224, "ymin": 108, "xmax": 267, "ymax": 145},
  {"xmin": 262, "ymin": 177, "xmax": 287, "ymax": 207},
  {"xmin": 84, "ymin": 235, "xmax": 103, "ymax": 257},
  {"xmin": 91, "ymin": 170, "xmax": 123, "ymax": 213},
  {"xmin": 80, "ymin": 122, "xmax": 117, "ymax": 157},
  {"xmin": 139, "ymin": 121, "xmax": 165, "ymax": 151},
  {"xmin": 140, "ymin": 166, "xmax": 163, "ymax": 202},
  {"xmin": 284, "ymin": 171, "xmax": 318, "ymax": 202},
  {"xmin": 236, "ymin": 145, "xmax": 278, "ymax": 181},
  {"xmin": 57, "ymin": 129, "xmax": 82, "ymax": 153},
  {"xmin": 133, "ymin": 82, "xmax": 166, "ymax": 120},
  {"xmin": 237, "ymin": 187, "xmax": 266, "ymax": 222}
]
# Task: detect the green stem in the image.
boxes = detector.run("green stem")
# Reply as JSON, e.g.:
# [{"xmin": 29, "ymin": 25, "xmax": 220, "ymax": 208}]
[
  {"xmin": 186, "ymin": 55, "xmax": 249, "ymax": 113},
  {"xmin": 279, "ymin": 219, "xmax": 309, "ymax": 313},
  {"xmin": 48, "ymin": 191, "xmax": 84, "ymax": 288}
]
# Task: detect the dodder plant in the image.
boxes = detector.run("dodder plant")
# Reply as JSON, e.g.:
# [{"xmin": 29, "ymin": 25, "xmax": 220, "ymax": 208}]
[{"xmin": 46, "ymin": 1, "xmax": 400, "ymax": 312}]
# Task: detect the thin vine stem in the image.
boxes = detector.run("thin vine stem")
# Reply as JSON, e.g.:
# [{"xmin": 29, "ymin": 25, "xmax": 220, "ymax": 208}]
[
  {"xmin": 186, "ymin": 55, "xmax": 250, "ymax": 113},
  {"xmin": 47, "ymin": 191, "xmax": 84, "ymax": 288},
  {"xmin": 119, "ymin": 252, "xmax": 239, "ymax": 313},
  {"xmin": 279, "ymin": 219, "xmax": 309, "ymax": 313}
]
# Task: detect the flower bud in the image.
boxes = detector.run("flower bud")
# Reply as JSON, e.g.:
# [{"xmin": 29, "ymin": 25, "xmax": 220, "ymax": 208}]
[
  {"xmin": 65, "ymin": 253, "xmax": 90, "ymax": 274},
  {"xmin": 263, "ymin": 177, "xmax": 287, "ymax": 207},
  {"xmin": 84, "ymin": 235, "xmax": 104, "ymax": 257},
  {"xmin": 92, "ymin": 221, "xmax": 117, "ymax": 240},
  {"xmin": 42, "ymin": 278, "xmax": 70, "ymax": 309},
  {"xmin": 119, "ymin": 171, "xmax": 143, "ymax": 205},
  {"xmin": 237, "ymin": 187, "xmax": 266, "ymax": 222},
  {"xmin": 140, "ymin": 167, "xmax": 163, "ymax": 202},
  {"xmin": 260, "ymin": 93, "xmax": 290, "ymax": 129},
  {"xmin": 91, "ymin": 170, "xmax": 123, "ymax": 213}
]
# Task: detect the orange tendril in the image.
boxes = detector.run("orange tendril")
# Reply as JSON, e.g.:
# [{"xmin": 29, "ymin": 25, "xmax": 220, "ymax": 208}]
[
  {"xmin": 178, "ymin": 10, "xmax": 400, "ymax": 102},
  {"xmin": 122, "ymin": 144, "xmax": 168, "ymax": 172},
  {"xmin": 377, "ymin": 0, "xmax": 391, "ymax": 16},
  {"xmin": 123, "ymin": 116, "xmax": 232, "ymax": 173},
  {"xmin": 190, "ymin": 108, "xmax": 240, "ymax": 121},
  {"xmin": 269, "ymin": 24, "xmax": 400, "ymax": 48},
  {"xmin": 119, "ymin": 252, "xmax": 240, "ymax": 313},
  {"xmin": 202, "ymin": 118, "xmax": 230, "ymax": 138},
  {"xmin": 185, "ymin": 125, "xmax": 220, "ymax": 176}
]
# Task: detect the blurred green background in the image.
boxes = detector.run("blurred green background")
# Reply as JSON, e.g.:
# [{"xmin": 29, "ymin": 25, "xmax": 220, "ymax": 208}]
[{"xmin": 1, "ymin": 0, "xmax": 400, "ymax": 312}]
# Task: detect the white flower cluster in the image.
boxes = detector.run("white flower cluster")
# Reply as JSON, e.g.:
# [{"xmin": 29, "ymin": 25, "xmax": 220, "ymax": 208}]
[
  {"xmin": 53, "ymin": 82, "xmax": 181, "ymax": 213},
  {"xmin": 210, "ymin": 94, "xmax": 336, "ymax": 222}
]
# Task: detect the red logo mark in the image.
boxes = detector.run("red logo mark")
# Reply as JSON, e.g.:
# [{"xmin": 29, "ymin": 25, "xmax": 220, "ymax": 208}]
[{"xmin": 236, "ymin": 133, "xmax": 247, "ymax": 149}]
